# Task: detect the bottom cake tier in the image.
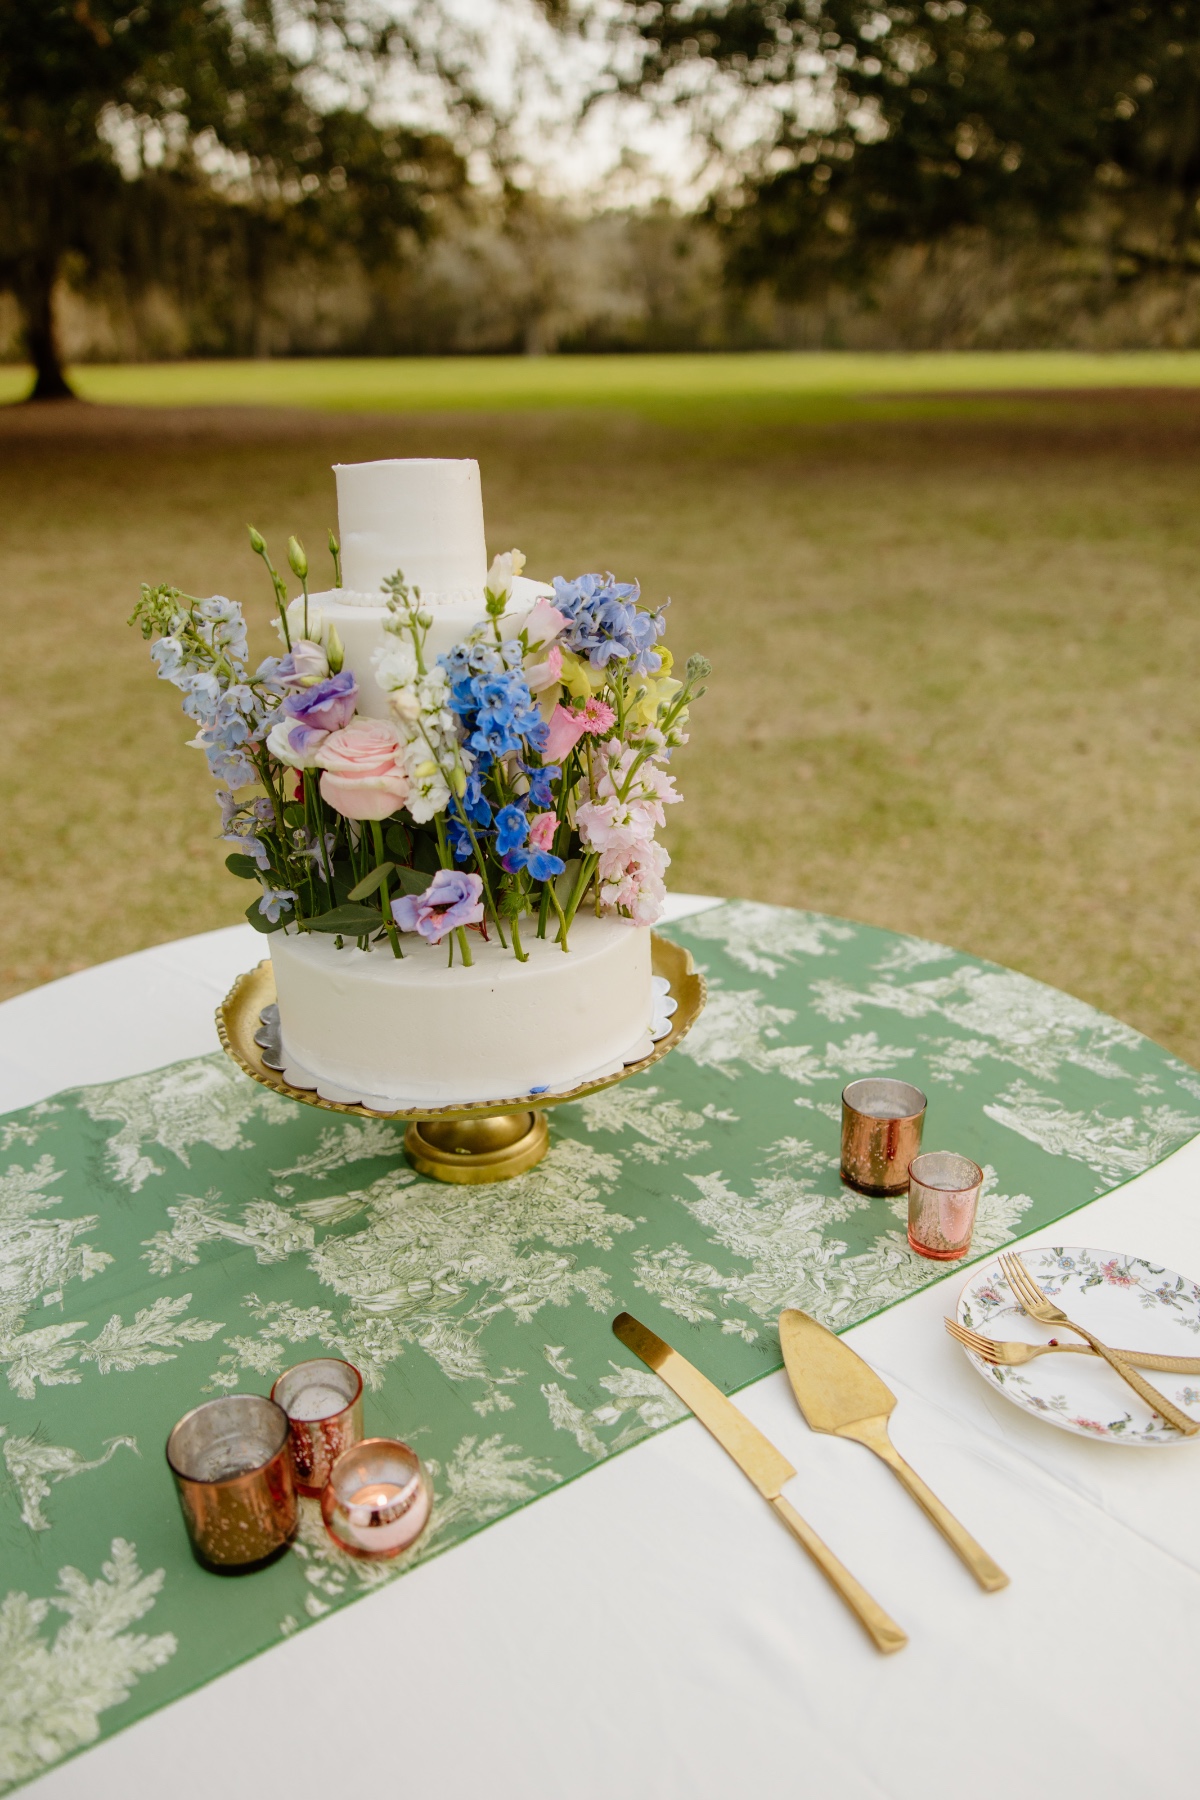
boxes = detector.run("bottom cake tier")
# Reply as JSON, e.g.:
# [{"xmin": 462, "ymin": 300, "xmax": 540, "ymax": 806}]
[{"xmin": 268, "ymin": 912, "xmax": 654, "ymax": 1107}]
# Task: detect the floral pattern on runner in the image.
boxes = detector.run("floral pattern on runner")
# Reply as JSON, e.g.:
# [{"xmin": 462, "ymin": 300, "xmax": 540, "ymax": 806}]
[{"xmin": 1, "ymin": 901, "xmax": 1198, "ymax": 1791}]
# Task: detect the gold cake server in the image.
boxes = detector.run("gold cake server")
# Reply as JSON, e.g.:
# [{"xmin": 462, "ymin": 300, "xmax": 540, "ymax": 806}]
[
  {"xmin": 612, "ymin": 1311, "xmax": 908, "ymax": 1654},
  {"xmin": 779, "ymin": 1308, "xmax": 1008, "ymax": 1593}
]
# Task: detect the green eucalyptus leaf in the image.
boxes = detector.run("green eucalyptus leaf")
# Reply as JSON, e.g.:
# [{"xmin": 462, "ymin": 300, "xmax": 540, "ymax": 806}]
[
  {"xmin": 245, "ymin": 901, "xmax": 284, "ymax": 933},
  {"xmin": 554, "ymin": 859, "xmax": 582, "ymax": 907},
  {"xmin": 347, "ymin": 863, "xmax": 394, "ymax": 902},
  {"xmin": 412, "ymin": 834, "xmax": 442, "ymax": 874},
  {"xmin": 282, "ymin": 803, "xmax": 307, "ymax": 827},
  {"xmin": 392, "ymin": 865, "xmax": 431, "ymax": 896},
  {"xmin": 300, "ymin": 903, "xmax": 386, "ymax": 934},
  {"xmin": 225, "ymin": 853, "xmax": 261, "ymax": 880},
  {"xmin": 384, "ymin": 823, "xmax": 412, "ymax": 860}
]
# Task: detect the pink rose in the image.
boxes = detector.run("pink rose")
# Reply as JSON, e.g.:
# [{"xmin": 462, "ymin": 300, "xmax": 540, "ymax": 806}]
[
  {"xmin": 543, "ymin": 703, "xmax": 589, "ymax": 763},
  {"xmin": 316, "ymin": 718, "xmax": 410, "ymax": 821},
  {"xmin": 528, "ymin": 811, "xmax": 557, "ymax": 851}
]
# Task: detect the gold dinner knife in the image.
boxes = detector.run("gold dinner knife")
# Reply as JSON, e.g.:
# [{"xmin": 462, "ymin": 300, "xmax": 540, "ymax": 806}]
[
  {"xmin": 779, "ymin": 1308, "xmax": 1008, "ymax": 1594},
  {"xmin": 612, "ymin": 1312, "xmax": 908, "ymax": 1654}
]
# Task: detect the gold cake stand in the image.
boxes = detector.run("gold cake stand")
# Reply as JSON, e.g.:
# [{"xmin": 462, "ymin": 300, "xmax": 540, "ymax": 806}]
[{"xmin": 217, "ymin": 932, "xmax": 705, "ymax": 1184}]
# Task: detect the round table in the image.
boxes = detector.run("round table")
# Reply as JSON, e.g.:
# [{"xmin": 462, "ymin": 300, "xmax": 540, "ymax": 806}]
[{"xmin": 4, "ymin": 897, "xmax": 1198, "ymax": 1800}]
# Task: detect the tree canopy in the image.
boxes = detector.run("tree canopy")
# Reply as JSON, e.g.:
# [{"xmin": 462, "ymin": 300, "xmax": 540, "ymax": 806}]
[
  {"xmin": 616, "ymin": 2, "xmax": 1200, "ymax": 295},
  {"xmin": 0, "ymin": 1, "xmax": 463, "ymax": 396}
]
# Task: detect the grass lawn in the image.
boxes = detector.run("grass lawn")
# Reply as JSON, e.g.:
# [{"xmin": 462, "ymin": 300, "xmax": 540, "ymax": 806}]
[{"xmin": 4, "ymin": 352, "xmax": 1200, "ymax": 1067}]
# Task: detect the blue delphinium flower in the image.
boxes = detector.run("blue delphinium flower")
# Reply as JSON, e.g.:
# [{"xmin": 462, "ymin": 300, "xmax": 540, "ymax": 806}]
[
  {"xmin": 495, "ymin": 804, "xmax": 529, "ymax": 857},
  {"xmin": 504, "ymin": 841, "xmax": 565, "ymax": 881},
  {"xmin": 522, "ymin": 761, "xmax": 559, "ymax": 809},
  {"xmin": 442, "ymin": 646, "xmax": 548, "ymax": 762},
  {"xmin": 493, "ymin": 805, "xmax": 565, "ymax": 880},
  {"xmin": 551, "ymin": 573, "xmax": 666, "ymax": 675}
]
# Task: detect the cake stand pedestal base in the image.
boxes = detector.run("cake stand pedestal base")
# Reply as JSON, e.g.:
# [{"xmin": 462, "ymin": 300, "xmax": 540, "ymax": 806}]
[{"xmin": 404, "ymin": 1110, "xmax": 549, "ymax": 1184}]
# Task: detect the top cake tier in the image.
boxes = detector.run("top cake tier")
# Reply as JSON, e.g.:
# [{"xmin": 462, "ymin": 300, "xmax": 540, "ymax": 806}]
[
  {"xmin": 293, "ymin": 457, "xmax": 552, "ymax": 715},
  {"xmin": 333, "ymin": 457, "xmax": 487, "ymax": 602}
]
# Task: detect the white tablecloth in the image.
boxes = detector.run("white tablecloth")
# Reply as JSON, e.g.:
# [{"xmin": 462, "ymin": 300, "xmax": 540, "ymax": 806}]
[{"xmin": 5, "ymin": 899, "xmax": 1199, "ymax": 1800}]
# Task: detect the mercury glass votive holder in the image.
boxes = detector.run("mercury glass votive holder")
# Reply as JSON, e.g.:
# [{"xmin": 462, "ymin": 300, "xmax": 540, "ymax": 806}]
[
  {"xmin": 907, "ymin": 1151, "xmax": 984, "ymax": 1261},
  {"xmin": 841, "ymin": 1078, "xmax": 928, "ymax": 1195},
  {"xmin": 321, "ymin": 1437, "xmax": 432, "ymax": 1560},
  {"xmin": 166, "ymin": 1394, "xmax": 297, "ymax": 1572},
  {"xmin": 271, "ymin": 1357, "xmax": 364, "ymax": 1497}
]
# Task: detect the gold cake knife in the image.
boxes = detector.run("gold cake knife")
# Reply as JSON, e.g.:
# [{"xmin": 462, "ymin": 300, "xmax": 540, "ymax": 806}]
[
  {"xmin": 612, "ymin": 1312, "xmax": 908, "ymax": 1654},
  {"xmin": 779, "ymin": 1308, "xmax": 1008, "ymax": 1593}
]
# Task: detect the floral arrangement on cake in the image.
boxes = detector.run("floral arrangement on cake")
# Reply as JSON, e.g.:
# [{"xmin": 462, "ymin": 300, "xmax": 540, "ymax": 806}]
[{"xmin": 131, "ymin": 532, "xmax": 708, "ymax": 964}]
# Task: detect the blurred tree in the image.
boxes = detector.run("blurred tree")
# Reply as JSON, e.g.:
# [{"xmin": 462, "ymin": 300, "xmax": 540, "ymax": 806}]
[
  {"xmin": 0, "ymin": 1, "xmax": 464, "ymax": 398},
  {"xmin": 615, "ymin": 2, "xmax": 1200, "ymax": 296}
]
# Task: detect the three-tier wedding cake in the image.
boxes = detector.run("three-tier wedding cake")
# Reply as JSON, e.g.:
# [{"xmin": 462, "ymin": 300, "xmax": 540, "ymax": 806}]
[{"xmin": 134, "ymin": 455, "xmax": 705, "ymax": 1112}]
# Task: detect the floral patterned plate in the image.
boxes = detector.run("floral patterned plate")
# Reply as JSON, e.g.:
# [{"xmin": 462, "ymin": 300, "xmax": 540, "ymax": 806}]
[{"xmin": 955, "ymin": 1246, "xmax": 1200, "ymax": 1446}]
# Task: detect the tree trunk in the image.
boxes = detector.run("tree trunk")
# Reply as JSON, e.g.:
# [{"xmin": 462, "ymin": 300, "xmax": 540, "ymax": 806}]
[{"xmin": 19, "ymin": 256, "xmax": 75, "ymax": 401}]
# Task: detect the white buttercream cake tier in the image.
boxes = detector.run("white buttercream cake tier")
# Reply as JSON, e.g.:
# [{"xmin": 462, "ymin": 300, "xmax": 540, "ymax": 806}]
[
  {"xmin": 333, "ymin": 457, "xmax": 488, "ymax": 599},
  {"xmin": 269, "ymin": 914, "xmax": 653, "ymax": 1106},
  {"xmin": 290, "ymin": 575, "xmax": 552, "ymax": 721}
]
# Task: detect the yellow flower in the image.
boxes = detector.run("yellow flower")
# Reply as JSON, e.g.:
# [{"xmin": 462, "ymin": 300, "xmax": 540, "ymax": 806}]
[
  {"xmin": 628, "ymin": 650, "xmax": 681, "ymax": 727},
  {"xmin": 558, "ymin": 650, "xmax": 606, "ymax": 701}
]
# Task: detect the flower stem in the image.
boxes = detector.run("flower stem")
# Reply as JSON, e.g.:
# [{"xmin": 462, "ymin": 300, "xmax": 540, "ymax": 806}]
[
  {"xmin": 562, "ymin": 852, "xmax": 599, "ymax": 933},
  {"xmin": 510, "ymin": 908, "xmax": 528, "ymax": 962},
  {"xmin": 456, "ymin": 926, "xmax": 473, "ymax": 967},
  {"xmin": 370, "ymin": 820, "xmax": 403, "ymax": 959},
  {"xmin": 453, "ymin": 797, "xmax": 507, "ymax": 949},
  {"xmin": 547, "ymin": 880, "xmax": 571, "ymax": 952}
]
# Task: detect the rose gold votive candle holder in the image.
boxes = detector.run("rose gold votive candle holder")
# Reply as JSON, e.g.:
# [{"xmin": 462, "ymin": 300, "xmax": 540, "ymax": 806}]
[
  {"xmin": 166, "ymin": 1394, "xmax": 297, "ymax": 1572},
  {"xmin": 841, "ymin": 1077, "xmax": 928, "ymax": 1195},
  {"xmin": 321, "ymin": 1437, "xmax": 432, "ymax": 1560},
  {"xmin": 271, "ymin": 1357, "xmax": 364, "ymax": 1497},
  {"xmin": 907, "ymin": 1151, "xmax": 984, "ymax": 1261}
]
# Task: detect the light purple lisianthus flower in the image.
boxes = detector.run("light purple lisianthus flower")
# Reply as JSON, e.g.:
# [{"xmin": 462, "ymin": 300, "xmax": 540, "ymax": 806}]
[
  {"xmin": 274, "ymin": 639, "xmax": 330, "ymax": 691},
  {"xmin": 391, "ymin": 870, "xmax": 484, "ymax": 943},
  {"xmin": 281, "ymin": 671, "xmax": 357, "ymax": 750}
]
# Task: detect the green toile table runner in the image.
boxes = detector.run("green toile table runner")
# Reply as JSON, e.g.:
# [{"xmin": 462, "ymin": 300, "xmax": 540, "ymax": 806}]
[{"xmin": 4, "ymin": 900, "xmax": 1200, "ymax": 1791}]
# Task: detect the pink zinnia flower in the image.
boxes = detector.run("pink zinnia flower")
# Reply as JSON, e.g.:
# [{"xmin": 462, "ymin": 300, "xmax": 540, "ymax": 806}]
[{"xmin": 581, "ymin": 696, "xmax": 616, "ymax": 733}]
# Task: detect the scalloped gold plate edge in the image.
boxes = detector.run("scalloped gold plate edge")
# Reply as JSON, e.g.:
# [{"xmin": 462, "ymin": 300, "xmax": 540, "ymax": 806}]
[{"xmin": 216, "ymin": 931, "xmax": 706, "ymax": 1123}]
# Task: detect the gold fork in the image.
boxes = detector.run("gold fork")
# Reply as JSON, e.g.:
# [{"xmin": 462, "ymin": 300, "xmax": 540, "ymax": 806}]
[
  {"xmin": 998, "ymin": 1252, "xmax": 1200, "ymax": 1436},
  {"xmin": 945, "ymin": 1317, "xmax": 1200, "ymax": 1373}
]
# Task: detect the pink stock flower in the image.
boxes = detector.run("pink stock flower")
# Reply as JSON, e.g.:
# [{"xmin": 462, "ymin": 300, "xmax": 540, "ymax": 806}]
[
  {"xmin": 543, "ymin": 702, "xmax": 590, "ymax": 762},
  {"xmin": 528, "ymin": 811, "xmax": 557, "ymax": 851},
  {"xmin": 597, "ymin": 838, "xmax": 669, "ymax": 926},
  {"xmin": 526, "ymin": 642, "xmax": 563, "ymax": 695},
  {"xmin": 315, "ymin": 718, "xmax": 410, "ymax": 821},
  {"xmin": 392, "ymin": 869, "xmax": 484, "ymax": 942}
]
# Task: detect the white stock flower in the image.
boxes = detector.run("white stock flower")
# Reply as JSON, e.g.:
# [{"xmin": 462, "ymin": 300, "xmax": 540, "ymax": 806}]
[
  {"xmin": 373, "ymin": 641, "xmax": 419, "ymax": 692},
  {"xmin": 402, "ymin": 737, "xmax": 451, "ymax": 821}
]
